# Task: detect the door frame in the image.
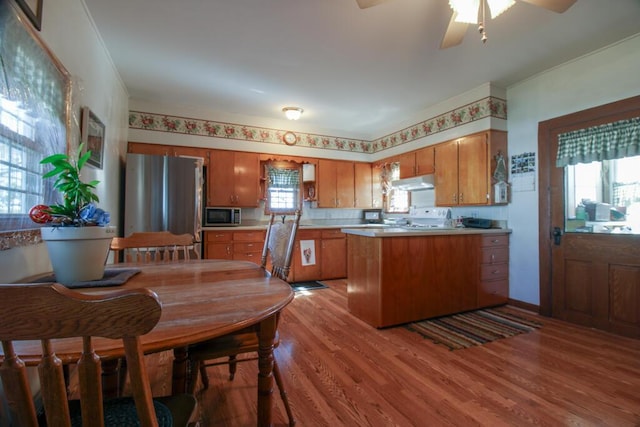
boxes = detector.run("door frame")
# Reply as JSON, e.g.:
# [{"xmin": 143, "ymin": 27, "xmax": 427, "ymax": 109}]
[{"xmin": 538, "ymin": 95, "xmax": 640, "ymax": 317}]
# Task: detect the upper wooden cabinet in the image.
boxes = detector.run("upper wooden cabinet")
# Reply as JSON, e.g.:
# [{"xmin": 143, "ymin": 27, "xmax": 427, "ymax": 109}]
[
  {"xmin": 434, "ymin": 131, "xmax": 507, "ymax": 206},
  {"xmin": 414, "ymin": 146, "xmax": 435, "ymax": 176},
  {"xmin": 396, "ymin": 146, "xmax": 435, "ymax": 178},
  {"xmin": 208, "ymin": 149, "xmax": 260, "ymax": 207},
  {"xmin": 354, "ymin": 162, "xmax": 373, "ymax": 208},
  {"xmin": 128, "ymin": 142, "xmax": 210, "ymax": 168},
  {"xmin": 317, "ymin": 159, "xmax": 355, "ymax": 208}
]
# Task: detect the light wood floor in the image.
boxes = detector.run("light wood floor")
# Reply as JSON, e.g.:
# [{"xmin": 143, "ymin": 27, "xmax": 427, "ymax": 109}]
[{"xmin": 148, "ymin": 279, "xmax": 640, "ymax": 426}]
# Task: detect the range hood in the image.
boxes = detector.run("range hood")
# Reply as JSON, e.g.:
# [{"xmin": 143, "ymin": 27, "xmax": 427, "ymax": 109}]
[{"xmin": 391, "ymin": 174, "xmax": 435, "ymax": 191}]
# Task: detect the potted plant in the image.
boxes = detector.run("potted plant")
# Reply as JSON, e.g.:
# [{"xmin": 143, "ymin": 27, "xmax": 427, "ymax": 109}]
[{"xmin": 30, "ymin": 143, "xmax": 116, "ymax": 284}]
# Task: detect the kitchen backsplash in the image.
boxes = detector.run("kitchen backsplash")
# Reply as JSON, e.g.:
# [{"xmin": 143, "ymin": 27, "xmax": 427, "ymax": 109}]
[{"xmin": 240, "ymin": 199, "xmax": 507, "ymax": 226}]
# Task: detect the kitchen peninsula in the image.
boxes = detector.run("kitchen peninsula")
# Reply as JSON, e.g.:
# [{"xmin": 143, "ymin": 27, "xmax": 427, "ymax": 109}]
[{"xmin": 341, "ymin": 227, "xmax": 511, "ymax": 328}]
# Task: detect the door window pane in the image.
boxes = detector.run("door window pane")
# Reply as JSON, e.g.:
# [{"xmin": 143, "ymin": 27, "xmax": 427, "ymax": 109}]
[{"xmin": 565, "ymin": 155, "xmax": 640, "ymax": 233}]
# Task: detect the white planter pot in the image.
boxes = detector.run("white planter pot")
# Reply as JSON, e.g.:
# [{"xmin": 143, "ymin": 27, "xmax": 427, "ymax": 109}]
[{"xmin": 41, "ymin": 226, "xmax": 117, "ymax": 284}]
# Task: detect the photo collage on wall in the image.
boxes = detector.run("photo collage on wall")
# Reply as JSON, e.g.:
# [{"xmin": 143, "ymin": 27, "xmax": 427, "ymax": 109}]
[{"xmin": 511, "ymin": 152, "xmax": 536, "ymax": 192}]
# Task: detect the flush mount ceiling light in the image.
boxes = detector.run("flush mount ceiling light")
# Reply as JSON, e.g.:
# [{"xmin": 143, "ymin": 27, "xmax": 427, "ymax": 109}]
[
  {"xmin": 449, "ymin": 0, "xmax": 515, "ymax": 44},
  {"xmin": 282, "ymin": 107, "xmax": 304, "ymax": 121}
]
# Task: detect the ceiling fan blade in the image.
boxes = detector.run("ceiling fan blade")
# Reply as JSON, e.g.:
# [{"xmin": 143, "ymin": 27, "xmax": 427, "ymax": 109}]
[
  {"xmin": 440, "ymin": 12, "xmax": 469, "ymax": 49},
  {"xmin": 519, "ymin": 0, "xmax": 577, "ymax": 13},
  {"xmin": 355, "ymin": 0, "xmax": 392, "ymax": 9}
]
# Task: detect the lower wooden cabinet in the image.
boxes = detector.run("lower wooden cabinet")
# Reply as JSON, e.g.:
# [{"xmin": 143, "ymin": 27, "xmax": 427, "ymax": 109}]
[
  {"xmin": 346, "ymin": 232, "xmax": 510, "ymax": 328},
  {"xmin": 204, "ymin": 230, "xmax": 233, "ymax": 260},
  {"xmin": 291, "ymin": 230, "xmax": 322, "ymax": 282},
  {"xmin": 478, "ymin": 234, "xmax": 509, "ymax": 306},
  {"xmin": 321, "ymin": 229, "xmax": 347, "ymax": 279},
  {"xmin": 203, "ymin": 230, "xmax": 265, "ymax": 263}
]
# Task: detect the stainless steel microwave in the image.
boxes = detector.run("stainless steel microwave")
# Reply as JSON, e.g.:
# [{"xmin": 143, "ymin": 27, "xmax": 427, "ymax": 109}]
[{"xmin": 204, "ymin": 207, "xmax": 241, "ymax": 226}]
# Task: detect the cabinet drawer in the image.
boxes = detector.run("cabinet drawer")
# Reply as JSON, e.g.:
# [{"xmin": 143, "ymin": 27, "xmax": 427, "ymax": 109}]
[
  {"xmin": 321, "ymin": 229, "xmax": 345, "ymax": 239},
  {"xmin": 206, "ymin": 231, "xmax": 233, "ymax": 242},
  {"xmin": 478, "ymin": 279, "xmax": 509, "ymax": 306},
  {"xmin": 233, "ymin": 252, "xmax": 261, "ymax": 262},
  {"xmin": 481, "ymin": 247, "xmax": 509, "ymax": 264},
  {"xmin": 297, "ymin": 230, "xmax": 322, "ymax": 240},
  {"xmin": 481, "ymin": 234, "xmax": 509, "ymax": 248},
  {"xmin": 480, "ymin": 263, "xmax": 509, "ymax": 281},
  {"xmin": 234, "ymin": 242, "xmax": 262, "ymax": 253},
  {"xmin": 233, "ymin": 231, "xmax": 265, "ymax": 242}
]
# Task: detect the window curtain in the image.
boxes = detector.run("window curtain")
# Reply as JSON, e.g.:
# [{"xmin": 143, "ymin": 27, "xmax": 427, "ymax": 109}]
[
  {"xmin": 267, "ymin": 166, "xmax": 299, "ymax": 188},
  {"xmin": 556, "ymin": 117, "xmax": 640, "ymax": 167}
]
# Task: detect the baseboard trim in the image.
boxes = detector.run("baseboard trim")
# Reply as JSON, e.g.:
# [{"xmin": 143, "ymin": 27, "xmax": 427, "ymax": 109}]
[{"xmin": 508, "ymin": 298, "xmax": 540, "ymax": 314}]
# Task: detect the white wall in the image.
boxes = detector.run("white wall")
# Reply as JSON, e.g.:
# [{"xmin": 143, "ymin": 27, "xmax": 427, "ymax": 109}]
[
  {"xmin": 0, "ymin": 0, "xmax": 128, "ymax": 282},
  {"xmin": 506, "ymin": 33, "xmax": 640, "ymax": 304}
]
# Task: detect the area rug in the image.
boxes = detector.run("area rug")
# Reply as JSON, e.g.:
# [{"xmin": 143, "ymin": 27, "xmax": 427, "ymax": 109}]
[
  {"xmin": 405, "ymin": 306, "xmax": 542, "ymax": 350},
  {"xmin": 289, "ymin": 281, "xmax": 328, "ymax": 291}
]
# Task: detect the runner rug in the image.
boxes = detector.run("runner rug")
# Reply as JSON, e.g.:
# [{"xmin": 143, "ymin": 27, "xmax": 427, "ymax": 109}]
[{"xmin": 405, "ymin": 306, "xmax": 542, "ymax": 351}]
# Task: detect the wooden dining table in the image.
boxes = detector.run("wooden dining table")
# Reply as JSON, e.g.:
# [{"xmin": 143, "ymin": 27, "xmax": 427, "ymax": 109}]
[{"xmin": 7, "ymin": 259, "xmax": 295, "ymax": 427}]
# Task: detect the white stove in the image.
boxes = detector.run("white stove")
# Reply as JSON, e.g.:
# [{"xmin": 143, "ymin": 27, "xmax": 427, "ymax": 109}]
[{"xmin": 405, "ymin": 207, "xmax": 453, "ymax": 229}]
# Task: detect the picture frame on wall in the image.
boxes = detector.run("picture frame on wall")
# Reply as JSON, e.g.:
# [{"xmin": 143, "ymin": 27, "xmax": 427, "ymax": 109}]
[
  {"xmin": 81, "ymin": 107, "xmax": 106, "ymax": 169},
  {"xmin": 14, "ymin": 0, "xmax": 42, "ymax": 31}
]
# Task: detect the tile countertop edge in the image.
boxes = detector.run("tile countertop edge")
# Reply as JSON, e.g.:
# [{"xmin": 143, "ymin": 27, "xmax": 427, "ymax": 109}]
[{"xmin": 339, "ymin": 228, "xmax": 513, "ymax": 237}]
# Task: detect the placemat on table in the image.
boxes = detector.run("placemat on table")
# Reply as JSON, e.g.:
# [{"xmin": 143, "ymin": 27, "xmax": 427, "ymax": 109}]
[{"xmin": 31, "ymin": 268, "xmax": 141, "ymax": 289}]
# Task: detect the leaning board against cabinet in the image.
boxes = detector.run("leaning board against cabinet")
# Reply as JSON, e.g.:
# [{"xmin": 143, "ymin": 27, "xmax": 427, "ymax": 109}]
[
  {"xmin": 477, "ymin": 233, "xmax": 509, "ymax": 307},
  {"xmin": 291, "ymin": 229, "xmax": 322, "ymax": 282}
]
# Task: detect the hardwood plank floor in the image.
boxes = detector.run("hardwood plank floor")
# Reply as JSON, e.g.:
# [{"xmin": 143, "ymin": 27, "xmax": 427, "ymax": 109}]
[{"xmin": 158, "ymin": 279, "xmax": 640, "ymax": 426}]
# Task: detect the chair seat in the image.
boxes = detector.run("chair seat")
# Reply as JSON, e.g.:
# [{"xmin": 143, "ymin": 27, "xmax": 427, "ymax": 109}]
[{"xmin": 64, "ymin": 391, "xmax": 196, "ymax": 427}]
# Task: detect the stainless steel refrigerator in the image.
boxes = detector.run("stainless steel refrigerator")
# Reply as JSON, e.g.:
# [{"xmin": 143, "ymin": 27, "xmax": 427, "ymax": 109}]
[{"xmin": 124, "ymin": 153, "xmax": 204, "ymax": 257}]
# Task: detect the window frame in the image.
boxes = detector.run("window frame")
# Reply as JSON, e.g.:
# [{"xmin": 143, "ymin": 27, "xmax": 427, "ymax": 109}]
[{"xmin": 264, "ymin": 161, "xmax": 303, "ymax": 216}]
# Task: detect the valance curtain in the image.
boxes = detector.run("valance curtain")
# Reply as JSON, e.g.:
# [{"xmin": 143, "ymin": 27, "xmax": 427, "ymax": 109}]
[
  {"xmin": 556, "ymin": 117, "xmax": 640, "ymax": 167},
  {"xmin": 267, "ymin": 166, "xmax": 299, "ymax": 188}
]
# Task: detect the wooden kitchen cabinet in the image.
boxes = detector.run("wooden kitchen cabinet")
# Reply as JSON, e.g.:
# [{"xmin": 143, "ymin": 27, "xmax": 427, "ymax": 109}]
[
  {"xmin": 321, "ymin": 229, "xmax": 347, "ymax": 279},
  {"xmin": 354, "ymin": 162, "xmax": 373, "ymax": 208},
  {"xmin": 398, "ymin": 152, "xmax": 417, "ymax": 178},
  {"xmin": 232, "ymin": 230, "xmax": 265, "ymax": 263},
  {"xmin": 396, "ymin": 146, "xmax": 435, "ymax": 178},
  {"xmin": 414, "ymin": 146, "xmax": 435, "ymax": 176},
  {"xmin": 203, "ymin": 229, "xmax": 265, "ymax": 262},
  {"xmin": 477, "ymin": 234, "xmax": 509, "ymax": 307},
  {"xmin": 317, "ymin": 159, "xmax": 355, "ymax": 208},
  {"xmin": 291, "ymin": 229, "xmax": 322, "ymax": 282},
  {"xmin": 346, "ymin": 231, "xmax": 511, "ymax": 328},
  {"xmin": 208, "ymin": 149, "xmax": 260, "ymax": 207},
  {"xmin": 347, "ymin": 233, "xmax": 479, "ymax": 327},
  {"xmin": 203, "ymin": 230, "xmax": 233, "ymax": 260},
  {"xmin": 434, "ymin": 130, "xmax": 507, "ymax": 206}
]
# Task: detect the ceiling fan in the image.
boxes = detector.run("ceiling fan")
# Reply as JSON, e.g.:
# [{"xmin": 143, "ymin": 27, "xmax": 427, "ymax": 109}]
[{"xmin": 355, "ymin": 0, "xmax": 577, "ymax": 49}]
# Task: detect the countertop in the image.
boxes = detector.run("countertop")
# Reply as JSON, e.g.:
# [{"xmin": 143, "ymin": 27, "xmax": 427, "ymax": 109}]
[
  {"xmin": 340, "ymin": 227, "xmax": 512, "ymax": 237},
  {"xmin": 203, "ymin": 223, "xmax": 511, "ymax": 235}
]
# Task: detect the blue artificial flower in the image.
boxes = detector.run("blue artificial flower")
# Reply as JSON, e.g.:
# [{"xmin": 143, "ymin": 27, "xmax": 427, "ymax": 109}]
[
  {"xmin": 79, "ymin": 203, "xmax": 110, "ymax": 225},
  {"xmin": 79, "ymin": 203, "xmax": 97, "ymax": 222}
]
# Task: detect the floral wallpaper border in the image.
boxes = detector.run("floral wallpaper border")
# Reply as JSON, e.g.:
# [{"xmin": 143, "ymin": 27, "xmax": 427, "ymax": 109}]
[{"xmin": 128, "ymin": 96, "xmax": 506, "ymax": 155}]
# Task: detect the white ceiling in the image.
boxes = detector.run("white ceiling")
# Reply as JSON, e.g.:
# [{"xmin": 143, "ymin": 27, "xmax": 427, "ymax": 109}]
[{"xmin": 83, "ymin": 0, "xmax": 640, "ymax": 140}]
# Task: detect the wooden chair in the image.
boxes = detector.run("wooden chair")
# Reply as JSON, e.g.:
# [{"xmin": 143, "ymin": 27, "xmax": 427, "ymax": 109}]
[
  {"xmin": 0, "ymin": 283, "xmax": 196, "ymax": 427},
  {"xmin": 109, "ymin": 231, "xmax": 199, "ymax": 399},
  {"xmin": 110, "ymin": 231, "xmax": 197, "ymax": 264},
  {"xmin": 188, "ymin": 210, "xmax": 301, "ymax": 426}
]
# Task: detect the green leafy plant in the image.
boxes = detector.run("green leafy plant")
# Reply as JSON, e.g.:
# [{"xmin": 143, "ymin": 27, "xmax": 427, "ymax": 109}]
[{"xmin": 33, "ymin": 143, "xmax": 110, "ymax": 226}]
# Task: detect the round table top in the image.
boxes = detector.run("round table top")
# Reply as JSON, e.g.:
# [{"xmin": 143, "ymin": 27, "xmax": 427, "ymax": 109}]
[{"xmin": 7, "ymin": 259, "xmax": 294, "ymax": 364}]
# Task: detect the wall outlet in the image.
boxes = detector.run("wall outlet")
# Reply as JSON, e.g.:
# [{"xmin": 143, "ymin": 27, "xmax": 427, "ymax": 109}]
[{"xmin": 470, "ymin": 210, "xmax": 479, "ymax": 218}]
